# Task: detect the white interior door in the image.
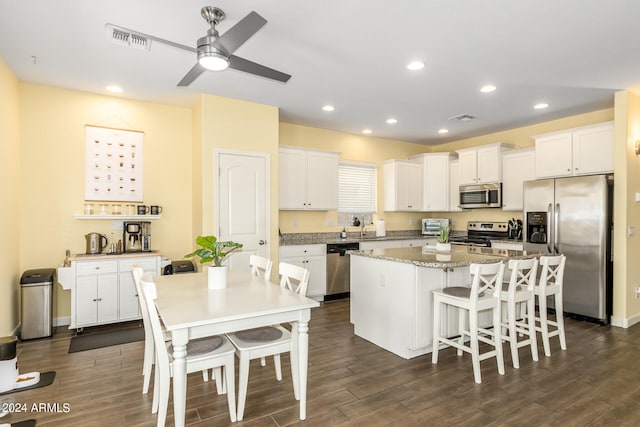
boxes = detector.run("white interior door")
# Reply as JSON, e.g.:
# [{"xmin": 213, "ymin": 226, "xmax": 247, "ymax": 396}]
[{"xmin": 216, "ymin": 150, "xmax": 269, "ymax": 272}]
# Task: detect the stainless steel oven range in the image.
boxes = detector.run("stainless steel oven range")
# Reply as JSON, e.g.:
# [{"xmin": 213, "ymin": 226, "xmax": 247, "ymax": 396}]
[{"xmin": 449, "ymin": 221, "xmax": 509, "ymax": 247}]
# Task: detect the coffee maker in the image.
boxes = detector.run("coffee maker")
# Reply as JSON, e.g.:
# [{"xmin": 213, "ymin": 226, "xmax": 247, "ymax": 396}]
[{"xmin": 123, "ymin": 221, "xmax": 151, "ymax": 252}]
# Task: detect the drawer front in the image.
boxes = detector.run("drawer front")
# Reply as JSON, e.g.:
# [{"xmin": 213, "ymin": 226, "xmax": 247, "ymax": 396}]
[
  {"xmin": 279, "ymin": 244, "xmax": 326, "ymax": 258},
  {"xmin": 119, "ymin": 257, "xmax": 158, "ymax": 272},
  {"xmin": 76, "ymin": 260, "xmax": 118, "ymax": 276}
]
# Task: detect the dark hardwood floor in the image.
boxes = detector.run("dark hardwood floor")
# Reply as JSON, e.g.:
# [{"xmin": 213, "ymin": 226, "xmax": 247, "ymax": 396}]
[{"xmin": 5, "ymin": 299, "xmax": 640, "ymax": 426}]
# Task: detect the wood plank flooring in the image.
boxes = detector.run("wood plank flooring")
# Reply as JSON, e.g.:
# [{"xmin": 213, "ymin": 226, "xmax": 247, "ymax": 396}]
[{"xmin": 5, "ymin": 299, "xmax": 640, "ymax": 426}]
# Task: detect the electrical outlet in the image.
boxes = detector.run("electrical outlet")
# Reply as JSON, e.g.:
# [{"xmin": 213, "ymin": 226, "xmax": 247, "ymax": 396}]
[
  {"xmin": 636, "ymin": 287, "xmax": 640, "ymax": 299},
  {"xmin": 629, "ymin": 226, "xmax": 635, "ymax": 237},
  {"xmin": 293, "ymin": 219, "xmax": 299, "ymax": 228}
]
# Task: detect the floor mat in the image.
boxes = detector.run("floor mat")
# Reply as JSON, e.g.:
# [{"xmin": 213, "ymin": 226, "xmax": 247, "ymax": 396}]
[{"xmin": 68, "ymin": 327, "xmax": 144, "ymax": 353}]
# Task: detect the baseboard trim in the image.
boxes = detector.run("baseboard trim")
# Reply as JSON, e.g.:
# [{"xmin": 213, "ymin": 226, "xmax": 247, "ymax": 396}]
[
  {"xmin": 610, "ymin": 314, "xmax": 640, "ymax": 328},
  {"xmin": 53, "ymin": 316, "xmax": 71, "ymax": 327}
]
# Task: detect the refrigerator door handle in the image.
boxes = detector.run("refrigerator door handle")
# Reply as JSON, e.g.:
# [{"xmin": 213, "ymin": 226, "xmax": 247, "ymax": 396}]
[
  {"xmin": 554, "ymin": 203, "xmax": 560, "ymax": 254},
  {"xmin": 547, "ymin": 203, "xmax": 553, "ymax": 254}
]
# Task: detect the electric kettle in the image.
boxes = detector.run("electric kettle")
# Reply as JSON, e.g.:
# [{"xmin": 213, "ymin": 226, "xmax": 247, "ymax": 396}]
[{"xmin": 85, "ymin": 232, "xmax": 108, "ymax": 254}]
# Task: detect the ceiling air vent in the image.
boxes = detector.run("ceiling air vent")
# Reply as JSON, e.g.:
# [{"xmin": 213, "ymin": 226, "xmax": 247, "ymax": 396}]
[
  {"xmin": 449, "ymin": 114, "xmax": 476, "ymax": 122},
  {"xmin": 106, "ymin": 24, "xmax": 151, "ymax": 51}
]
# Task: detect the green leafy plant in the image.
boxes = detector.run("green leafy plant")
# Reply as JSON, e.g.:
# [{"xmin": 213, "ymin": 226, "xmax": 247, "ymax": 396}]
[
  {"xmin": 185, "ymin": 235, "xmax": 243, "ymax": 267},
  {"xmin": 438, "ymin": 226, "xmax": 450, "ymax": 244}
]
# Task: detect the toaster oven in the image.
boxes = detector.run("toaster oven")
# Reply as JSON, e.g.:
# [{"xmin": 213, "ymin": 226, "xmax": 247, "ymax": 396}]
[{"xmin": 422, "ymin": 218, "xmax": 451, "ymax": 236}]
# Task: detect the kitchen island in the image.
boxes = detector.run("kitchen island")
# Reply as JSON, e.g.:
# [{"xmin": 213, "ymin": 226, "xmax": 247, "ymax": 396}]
[{"xmin": 349, "ymin": 245, "xmax": 538, "ymax": 359}]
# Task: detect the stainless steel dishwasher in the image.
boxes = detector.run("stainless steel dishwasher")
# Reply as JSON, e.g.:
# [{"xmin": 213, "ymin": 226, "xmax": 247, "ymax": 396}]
[{"xmin": 326, "ymin": 242, "xmax": 359, "ymax": 300}]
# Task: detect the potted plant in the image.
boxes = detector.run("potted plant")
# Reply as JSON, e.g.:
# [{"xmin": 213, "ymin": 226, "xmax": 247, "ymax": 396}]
[
  {"xmin": 436, "ymin": 226, "xmax": 451, "ymax": 252},
  {"xmin": 185, "ymin": 235, "xmax": 243, "ymax": 289}
]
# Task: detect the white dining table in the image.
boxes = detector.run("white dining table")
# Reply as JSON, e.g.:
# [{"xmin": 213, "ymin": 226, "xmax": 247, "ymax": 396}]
[{"xmin": 153, "ymin": 269, "xmax": 320, "ymax": 427}]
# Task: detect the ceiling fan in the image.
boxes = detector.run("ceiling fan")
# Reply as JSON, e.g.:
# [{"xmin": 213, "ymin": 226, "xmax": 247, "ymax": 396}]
[{"xmin": 107, "ymin": 6, "xmax": 291, "ymax": 86}]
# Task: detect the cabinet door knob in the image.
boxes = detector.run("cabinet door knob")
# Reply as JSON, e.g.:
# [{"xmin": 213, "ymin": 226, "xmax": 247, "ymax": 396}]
[{"xmin": 258, "ymin": 240, "xmax": 266, "ymax": 245}]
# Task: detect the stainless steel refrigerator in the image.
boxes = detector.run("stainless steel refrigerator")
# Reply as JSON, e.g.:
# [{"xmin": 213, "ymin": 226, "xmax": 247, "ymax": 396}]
[{"xmin": 523, "ymin": 174, "xmax": 613, "ymax": 323}]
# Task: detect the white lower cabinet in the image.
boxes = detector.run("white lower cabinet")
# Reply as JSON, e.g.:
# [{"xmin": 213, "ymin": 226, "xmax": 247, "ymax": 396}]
[
  {"xmin": 279, "ymin": 244, "xmax": 326, "ymax": 300},
  {"xmin": 60, "ymin": 254, "xmax": 161, "ymax": 329},
  {"xmin": 118, "ymin": 257, "xmax": 159, "ymax": 321},
  {"xmin": 76, "ymin": 261, "xmax": 119, "ymax": 327}
]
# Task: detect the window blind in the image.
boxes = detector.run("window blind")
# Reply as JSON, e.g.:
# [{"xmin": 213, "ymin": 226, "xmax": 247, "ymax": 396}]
[{"xmin": 338, "ymin": 161, "xmax": 377, "ymax": 212}]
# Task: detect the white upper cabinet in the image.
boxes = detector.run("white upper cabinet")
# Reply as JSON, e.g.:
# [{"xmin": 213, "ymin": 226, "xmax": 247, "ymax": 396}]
[
  {"xmin": 449, "ymin": 159, "xmax": 462, "ymax": 212},
  {"xmin": 456, "ymin": 143, "xmax": 514, "ymax": 185},
  {"xmin": 501, "ymin": 148, "xmax": 535, "ymax": 211},
  {"xmin": 383, "ymin": 159, "xmax": 423, "ymax": 211},
  {"xmin": 534, "ymin": 121, "xmax": 614, "ymax": 179},
  {"xmin": 279, "ymin": 147, "xmax": 339, "ymax": 210},
  {"xmin": 410, "ymin": 153, "xmax": 457, "ymax": 212}
]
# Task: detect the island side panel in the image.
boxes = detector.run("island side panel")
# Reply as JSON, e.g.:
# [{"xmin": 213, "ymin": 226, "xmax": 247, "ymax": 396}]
[{"xmin": 351, "ymin": 254, "xmax": 419, "ymax": 359}]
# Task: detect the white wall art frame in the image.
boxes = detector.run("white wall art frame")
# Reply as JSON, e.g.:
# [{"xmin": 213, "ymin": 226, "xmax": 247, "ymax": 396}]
[{"xmin": 85, "ymin": 125, "xmax": 144, "ymax": 202}]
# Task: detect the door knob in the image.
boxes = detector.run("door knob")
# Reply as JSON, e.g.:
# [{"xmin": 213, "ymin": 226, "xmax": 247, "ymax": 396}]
[{"xmin": 258, "ymin": 240, "xmax": 266, "ymax": 245}]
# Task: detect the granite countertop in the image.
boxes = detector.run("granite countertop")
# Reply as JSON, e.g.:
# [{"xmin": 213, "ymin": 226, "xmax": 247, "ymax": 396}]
[
  {"xmin": 280, "ymin": 231, "xmax": 443, "ymax": 246},
  {"xmin": 70, "ymin": 250, "xmax": 161, "ymax": 261},
  {"xmin": 349, "ymin": 245, "xmax": 539, "ymax": 268}
]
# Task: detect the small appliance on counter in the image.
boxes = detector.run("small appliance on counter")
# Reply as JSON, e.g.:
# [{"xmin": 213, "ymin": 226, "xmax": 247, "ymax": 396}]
[
  {"xmin": 421, "ymin": 218, "xmax": 451, "ymax": 236},
  {"xmin": 123, "ymin": 221, "xmax": 152, "ymax": 253},
  {"xmin": 85, "ymin": 232, "xmax": 108, "ymax": 254}
]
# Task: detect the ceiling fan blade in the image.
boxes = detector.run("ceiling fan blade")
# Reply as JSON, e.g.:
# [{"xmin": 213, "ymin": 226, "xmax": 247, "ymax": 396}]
[
  {"xmin": 213, "ymin": 11, "xmax": 266, "ymax": 55},
  {"xmin": 177, "ymin": 63, "xmax": 206, "ymax": 86},
  {"xmin": 229, "ymin": 55, "xmax": 291, "ymax": 82},
  {"xmin": 106, "ymin": 23, "xmax": 196, "ymax": 53}
]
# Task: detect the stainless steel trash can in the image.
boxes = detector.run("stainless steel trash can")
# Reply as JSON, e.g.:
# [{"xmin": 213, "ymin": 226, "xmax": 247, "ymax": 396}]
[{"xmin": 20, "ymin": 269, "xmax": 55, "ymax": 340}]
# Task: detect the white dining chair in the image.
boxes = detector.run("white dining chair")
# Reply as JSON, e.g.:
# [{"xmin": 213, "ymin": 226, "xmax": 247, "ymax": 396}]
[
  {"xmin": 534, "ymin": 254, "xmax": 567, "ymax": 357},
  {"xmin": 499, "ymin": 258, "xmax": 539, "ymax": 369},
  {"xmin": 139, "ymin": 274, "xmax": 237, "ymax": 426},
  {"xmin": 249, "ymin": 255, "xmax": 274, "ymax": 368},
  {"xmin": 432, "ymin": 262, "xmax": 506, "ymax": 384},
  {"xmin": 250, "ymin": 254, "xmax": 273, "ymax": 280},
  {"xmin": 226, "ymin": 261, "xmax": 310, "ymax": 421},
  {"xmin": 131, "ymin": 266, "xmax": 218, "ymax": 396}
]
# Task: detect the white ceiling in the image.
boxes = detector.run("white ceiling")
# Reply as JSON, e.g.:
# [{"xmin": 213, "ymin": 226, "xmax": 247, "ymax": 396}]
[{"xmin": 1, "ymin": 0, "xmax": 639, "ymax": 145}]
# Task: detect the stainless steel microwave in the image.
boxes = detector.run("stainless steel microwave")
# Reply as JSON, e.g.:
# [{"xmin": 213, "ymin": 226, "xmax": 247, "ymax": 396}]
[{"xmin": 459, "ymin": 183, "xmax": 502, "ymax": 208}]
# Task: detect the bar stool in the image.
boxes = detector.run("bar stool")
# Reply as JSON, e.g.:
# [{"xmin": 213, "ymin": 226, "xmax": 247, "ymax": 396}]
[
  {"xmin": 534, "ymin": 255, "xmax": 567, "ymax": 356},
  {"xmin": 432, "ymin": 262, "xmax": 506, "ymax": 384},
  {"xmin": 500, "ymin": 258, "xmax": 539, "ymax": 368}
]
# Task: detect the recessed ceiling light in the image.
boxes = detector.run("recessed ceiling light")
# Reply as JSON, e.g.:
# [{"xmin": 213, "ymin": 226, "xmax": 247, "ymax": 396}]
[
  {"xmin": 534, "ymin": 103, "xmax": 549, "ymax": 110},
  {"xmin": 362, "ymin": 129, "xmax": 372, "ymax": 134},
  {"xmin": 438, "ymin": 128, "xmax": 449, "ymax": 134},
  {"xmin": 480, "ymin": 84, "xmax": 496, "ymax": 93},
  {"xmin": 322, "ymin": 105, "xmax": 335, "ymax": 112},
  {"xmin": 406, "ymin": 61, "xmax": 425, "ymax": 71},
  {"xmin": 386, "ymin": 118, "xmax": 398, "ymax": 124},
  {"xmin": 106, "ymin": 85, "xmax": 123, "ymax": 93}
]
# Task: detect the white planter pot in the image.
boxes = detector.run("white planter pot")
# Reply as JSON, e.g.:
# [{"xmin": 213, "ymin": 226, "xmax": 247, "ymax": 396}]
[
  {"xmin": 436, "ymin": 242, "xmax": 451, "ymax": 252},
  {"xmin": 208, "ymin": 265, "xmax": 228, "ymax": 290}
]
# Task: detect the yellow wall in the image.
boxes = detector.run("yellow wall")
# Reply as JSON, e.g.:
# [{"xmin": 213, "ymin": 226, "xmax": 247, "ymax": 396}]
[
  {"xmin": 0, "ymin": 59, "xmax": 21, "ymax": 335},
  {"xmin": 279, "ymin": 123, "xmax": 430, "ymax": 233},
  {"xmin": 197, "ymin": 94, "xmax": 280, "ymax": 264},
  {"xmin": 613, "ymin": 91, "xmax": 640, "ymax": 324},
  {"xmin": 18, "ymin": 83, "xmax": 193, "ymax": 323}
]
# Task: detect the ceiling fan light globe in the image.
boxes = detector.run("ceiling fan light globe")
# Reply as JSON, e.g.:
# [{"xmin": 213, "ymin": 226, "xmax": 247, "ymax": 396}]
[{"xmin": 198, "ymin": 53, "xmax": 229, "ymax": 71}]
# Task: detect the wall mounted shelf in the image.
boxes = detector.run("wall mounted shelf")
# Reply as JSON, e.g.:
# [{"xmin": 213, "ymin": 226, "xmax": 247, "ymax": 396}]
[{"xmin": 73, "ymin": 214, "xmax": 161, "ymax": 220}]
